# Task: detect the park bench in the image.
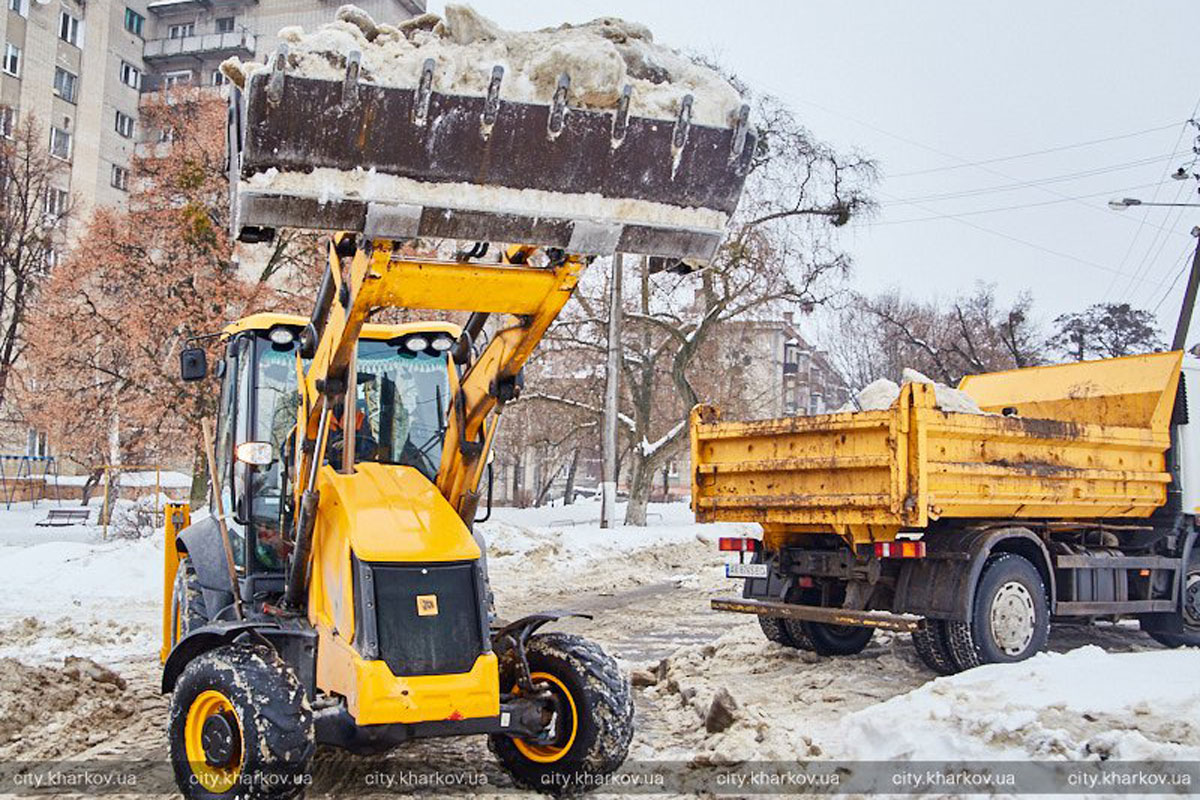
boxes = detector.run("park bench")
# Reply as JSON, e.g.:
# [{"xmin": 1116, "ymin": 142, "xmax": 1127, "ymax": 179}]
[{"xmin": 36, "ymin": 507, "xmax": 91, "ymax": 527}]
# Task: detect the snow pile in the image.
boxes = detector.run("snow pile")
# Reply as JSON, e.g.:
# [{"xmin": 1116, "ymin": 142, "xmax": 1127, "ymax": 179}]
[
  {"xmin": 227, "ymin": 4, "xmax": 744, "ymax": 127},
  {"xmin": 902, "ymin": 367, "xmax": 985, "ymax": 414},
  {"xmin": 837, "ymin": 370, "xmax": 985, "ymax": 414},
  {"xmin": 839, "ymin": 645, "xmax": 1200, "ymax": 761}
]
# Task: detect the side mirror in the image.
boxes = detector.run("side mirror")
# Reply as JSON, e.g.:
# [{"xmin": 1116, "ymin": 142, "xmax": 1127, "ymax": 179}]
[
  {"xmin": 235, "ymin": 441, "xmax": 274, "ymax": 467},
  {"xmin": 180, "ymin": 347, "xmax": 208, "ymax": 382}
]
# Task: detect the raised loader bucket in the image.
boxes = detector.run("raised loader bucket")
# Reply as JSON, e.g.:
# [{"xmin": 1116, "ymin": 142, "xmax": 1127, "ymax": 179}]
[{"xmin": 228, "ymin": 55, "xmax": 756, "ymax": 262}]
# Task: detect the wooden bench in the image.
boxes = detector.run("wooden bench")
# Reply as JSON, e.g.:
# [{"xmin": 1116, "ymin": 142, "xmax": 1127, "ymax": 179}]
[{"xmin": 36, "ymin": 508, "xmax": 91, "ymax": 527}]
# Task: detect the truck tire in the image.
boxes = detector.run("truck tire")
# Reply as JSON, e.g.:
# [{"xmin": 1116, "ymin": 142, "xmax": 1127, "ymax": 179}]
[
  {"xmin": 912, "ymin": 620, "xmax": 958, "ymax": 675},
  {"xmin": 169, "ymin": 644, "xmax": 314, "ymax": 800},
  {"xmin": 799, "ymin": 622, "xmax": 874, "ymax": 656},
  {"xmin": 173, "ymin": 557, "xmax": 208, "ymax": 646},
  {"xmin": 1141, "ymin": 554, "xmax": 1200, "ymax": 648},
  {"xmin": 947, "ymin": 553, "xmax": 1049, "ymax": 670},
  {"xmin": 489, "ymin": 632, "xmax": 633, "ymax": 796}
]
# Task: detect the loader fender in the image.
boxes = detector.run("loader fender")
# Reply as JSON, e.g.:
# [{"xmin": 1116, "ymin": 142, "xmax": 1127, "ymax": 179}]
[
  {"xmin": 175, "ymin": 516, "xmax": 236, "ymax": 618},
  {"xmin": 893, "ymin": 527, "xmax": 1054, "ymax": 621},
  {"xmin": 162, "ymin": 622, "xmax": 318, "ymax": 697}
]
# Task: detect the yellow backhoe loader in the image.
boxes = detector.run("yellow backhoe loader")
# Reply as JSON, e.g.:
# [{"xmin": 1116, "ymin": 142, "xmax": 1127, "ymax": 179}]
[{"xmin": 159, "ymin": 47, "xmax": 754, "ymax": 798}]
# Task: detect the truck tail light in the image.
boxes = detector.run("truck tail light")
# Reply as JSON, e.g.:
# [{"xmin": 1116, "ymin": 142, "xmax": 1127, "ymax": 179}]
[
  {"xmin": 718, "ymin": 537, "xmax": 759, "ymax": 552},
  {"xmin": 875, "ymin": 541, "xmax": 926, "ymax": 559}
]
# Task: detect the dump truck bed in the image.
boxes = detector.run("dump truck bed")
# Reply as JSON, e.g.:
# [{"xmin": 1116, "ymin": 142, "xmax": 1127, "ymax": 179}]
[{"xmin": 690, "ymin": 352, "xmax": 1184, "ymax": 530}]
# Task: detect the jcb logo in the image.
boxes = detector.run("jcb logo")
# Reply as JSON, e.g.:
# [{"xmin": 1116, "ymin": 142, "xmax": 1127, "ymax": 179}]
[{"xmin": 416, "ymin": 594, "xmax": 439, "ymax": 617}]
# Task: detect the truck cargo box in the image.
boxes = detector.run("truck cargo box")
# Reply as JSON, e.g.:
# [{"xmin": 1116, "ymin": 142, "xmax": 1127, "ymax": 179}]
[{"xmin": 690, "ymin": 352, "xmax": 1183, "ymax": 530}]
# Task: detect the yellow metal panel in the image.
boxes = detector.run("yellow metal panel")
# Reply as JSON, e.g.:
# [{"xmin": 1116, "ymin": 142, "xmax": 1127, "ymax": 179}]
[
  {"xmin": 958, "ymin": 350, "xmax": 1183, "ymax": 432},
  {"xmin": 316, "ymin": 629, "xmax": 500, "ymax": 725},
  {"xmin": 362, "ymin": 258, "xmax": 578, "ymax": 316},
  {"xmin": 160, "ymin": 502, "xmax": 191, "ymax": 664},
  {"xmin": 690, "ymin": 354, "xmax": 1177, "ymax": 534}
]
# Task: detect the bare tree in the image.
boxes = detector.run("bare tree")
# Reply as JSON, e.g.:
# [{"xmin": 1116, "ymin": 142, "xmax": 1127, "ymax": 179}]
[
  {"xmin": 0, "ymin": 118, "xmax": 70, "ymax": 407},
  {"xmin": 534, "ymin": 93, "xmax": 877, "ymax": 524},
  {"xmin": 823, "ymin": 284, "xmax": 1045, "ymax": 388}
]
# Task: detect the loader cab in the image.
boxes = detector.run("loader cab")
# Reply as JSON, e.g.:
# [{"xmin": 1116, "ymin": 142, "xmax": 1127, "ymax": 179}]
[{"xmin": 210, "ymin": 313, "xmax": 457, "ymax": 576}]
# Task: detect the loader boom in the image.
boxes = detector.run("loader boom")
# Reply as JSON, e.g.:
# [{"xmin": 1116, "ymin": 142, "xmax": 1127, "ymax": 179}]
[{"xmin": 287, "ymin": 235, "xmax": 587, "ymax": 604}]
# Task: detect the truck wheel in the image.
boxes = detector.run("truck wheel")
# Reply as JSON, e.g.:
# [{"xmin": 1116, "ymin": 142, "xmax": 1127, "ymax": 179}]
[
  {"xmin": 169, "ymin": 645, "xmax": 313, "ymax": 800},
  {"xmin": 173, "ymin": 557, "xmax": 208, "ymax": 645},
  {"xmin": 799, "ymin": 622, "xmax": 874, "ymax": 656},
  {"xmin": 756, "ymin": 616, "xmax": 815, "ymax": 651},
  {"xmin": 912, "ymin": 620, "xmax": 958, "ymax": 674},
  {"xmin": 948, "ymin": 553, "xmax": 1049, "ymax": 670},
  {"xmin": 489, "ymin": 633, "xmax": 633, "ymax": 796},
  {"xmin": 1141, "ymin": 557, "xmax": 1200, "ymax": 647}
]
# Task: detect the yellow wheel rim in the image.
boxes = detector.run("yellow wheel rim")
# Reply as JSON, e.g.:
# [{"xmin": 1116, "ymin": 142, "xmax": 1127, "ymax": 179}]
[
  {"xmin": 184, "ymin": 690, "xmax": 242, "ymax": 794},
  {"xmin": 512, "ymin": 672, "xmax": 579, "ymax": 764}
]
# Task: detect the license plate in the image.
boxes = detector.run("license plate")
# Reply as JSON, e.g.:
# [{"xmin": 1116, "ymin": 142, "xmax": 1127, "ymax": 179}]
[{"xmin": 726, "ymin": 562, "xmax": 768, "ymax": 579}]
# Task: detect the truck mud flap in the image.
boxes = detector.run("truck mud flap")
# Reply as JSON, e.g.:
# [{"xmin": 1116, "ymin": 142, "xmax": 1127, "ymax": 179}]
[{"xmin": 711, "ymin": 597, "xmax": 922, "ymax": 633}]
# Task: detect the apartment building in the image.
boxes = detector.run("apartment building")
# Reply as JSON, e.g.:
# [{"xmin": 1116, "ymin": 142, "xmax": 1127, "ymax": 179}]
[
  {"xmin": 0, "ymin": 0, "xmax": 424, "ymax": 221},
  {"xmin": 0, "ymin": 0, "xmax": 424, "ymax": 465}
]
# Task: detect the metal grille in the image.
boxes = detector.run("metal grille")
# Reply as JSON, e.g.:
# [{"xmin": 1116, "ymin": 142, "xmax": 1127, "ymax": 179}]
[{"xmin": 360, "ymin": 560, "xmax": 485, "ymax": 677}]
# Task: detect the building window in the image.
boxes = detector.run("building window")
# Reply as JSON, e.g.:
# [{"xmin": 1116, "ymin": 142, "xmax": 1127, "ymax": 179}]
[
  {"xmin": 44, "ymin": 187, "xmax": 68, "ymax": 217},
  {"xmin": 49, "ymin": 127, "xmax": 71, "ymax": 161},
  {"xmin": 58, "ymin": 12, "xmax": 83, "ymax": 47},
  {"xmin": 8, "ymin": 0, "xmax": 27, "ymax": 18},
  {"xmin": 161, "ymin": 70, "xmax": 192, "ymax": 90},
  {"xmin": 3, "ymin": 43, "xmax": 20, "ymax": 77},
  {"xmin": 119, "ymin": 61, "xmax": 141, "ymax": 90},
  {"xmin": 211, "ymin": 69, "xmax": 228, "ymax": 87},
  {"xmin": 43, "ymin": 249, "xmax": 58, "ymax": 270},
  {"xmin": 124, "ymin": 8, "xmax": 144, "ymax": 36},
  {"xmin": 0, "ymin": 105, "xmax": 13, "ymax": 138},
  {"xmin": 53, "ymin": 68, "xmax": 78, "ymax": 103},
  {"xmin": 215, "ymin": 17, "xmax": 235, "ymax": 34},
  {"xmin": 111, "ymin": 164, "xmax": 129, "ymax": 191},
  {"xmin": 114, "ymin": 110, "xmax": 134, "ymax": 138},
  {"xmin": 167, "ymin": 23, "xmax": 195, "ymax": 39},
  {"xmin": 158, "ymin": 126, "xmax": 175, "ymax": 144}
]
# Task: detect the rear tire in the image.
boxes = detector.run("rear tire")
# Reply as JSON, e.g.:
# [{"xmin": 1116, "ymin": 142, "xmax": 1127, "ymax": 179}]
[
  {"xmin": 1140, "ymin": 553, "xmax": 1200, "ymax": 648},
  {"xmin": 912, "ymin": 620, "xmax": 958, "ymax": 674},
  {"xmin": 947, "ymin": 553, "xmax": 1049, "ymax": 670},
  {"xmin": 489, "ymin": 633, "xmax": 633, "ymax": 796},
  {"xmin": 800, "ymin": 622, "xmax": 874, "ymax": 656},
  {"xmin": 168, "ymin": 644, "xmax": 313, "ymax": 799},
  {"xmin": 173, "ymin": 557, "xmax": 207, "ymax": 645}
]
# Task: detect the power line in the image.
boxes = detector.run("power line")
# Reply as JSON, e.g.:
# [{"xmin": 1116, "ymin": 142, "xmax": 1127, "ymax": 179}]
[
  {"xmin": 887, "ymin": 121, "xmax": 1186, "ymax": 178},
  {"xmin": 882, "ymin": 154, "xmax": 1184, "ymax": 206},
  {"xmin": 873, "ymin": 182, "xmax": 1162, "ymax": 225},
  {"xmin": 1151, "ymin": 240, "xmax": 1198, "ymax": 314},
  {"xmin": 874, "ymin": 187, "xmax": 1173, "ymax": 289}
]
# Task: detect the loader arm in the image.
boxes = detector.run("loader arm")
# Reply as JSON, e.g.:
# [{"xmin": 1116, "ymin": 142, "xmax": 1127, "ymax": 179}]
[{"xmin": 291, "ymin": 236, "xmax": 586, "ymax": 549}]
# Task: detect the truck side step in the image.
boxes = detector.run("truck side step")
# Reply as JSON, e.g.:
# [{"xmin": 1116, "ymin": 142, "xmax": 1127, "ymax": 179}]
[{"xmin": 711, "ymin": 597, "xmax": 922, "ymax": 632}]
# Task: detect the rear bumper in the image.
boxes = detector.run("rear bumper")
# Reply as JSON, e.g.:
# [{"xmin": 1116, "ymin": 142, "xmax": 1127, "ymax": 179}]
[{"xmin": 712, "ymin": 596, "xmax": 921, "ymax": 633}]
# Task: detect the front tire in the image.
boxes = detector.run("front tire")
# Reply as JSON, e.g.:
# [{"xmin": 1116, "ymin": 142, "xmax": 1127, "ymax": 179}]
[
  {"xmin": 1141, "ymin": 553, "xmax": 1200, "ymax": 648},
  {"xmin": 172, "ymin": 557, "xmax": 207, "ymax": 646},
  {"xmin": 489, "ymin": 633, "xmax": 633, "ymax": 796},
  {"xmin": 169, "ymin": 645, "xmax": 313, "ymax": 799},
  {"xmin": 946, "ymin": 553, "xmax": 1049, "ymax": 670}
]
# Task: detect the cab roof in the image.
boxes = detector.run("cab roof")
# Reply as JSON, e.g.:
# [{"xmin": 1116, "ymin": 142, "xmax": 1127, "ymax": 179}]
[{"xmin": 222, "ymin": 312, "xmax": 461, "ymax": 340}]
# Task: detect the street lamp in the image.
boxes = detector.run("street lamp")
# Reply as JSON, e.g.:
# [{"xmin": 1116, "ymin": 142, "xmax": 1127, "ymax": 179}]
[
  {"xmin": 1108, "ymin": 197, "xmax": 1200, "ymax": 210},
  {"xmin": 1110, "ymin": 197, "xmax": 1200, "ymax": 349}
]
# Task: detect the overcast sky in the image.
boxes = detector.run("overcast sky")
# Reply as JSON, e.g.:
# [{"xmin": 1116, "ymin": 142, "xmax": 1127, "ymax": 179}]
[{"xmin": 430, "ymin": 1, "xmax": 1199, "ymax": 346}]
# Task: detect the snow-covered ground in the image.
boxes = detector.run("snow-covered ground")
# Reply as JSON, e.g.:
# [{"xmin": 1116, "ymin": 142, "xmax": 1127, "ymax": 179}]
[{"xmin": 0, "ymin": 498, "xmax": 1195, "ymax": 789}]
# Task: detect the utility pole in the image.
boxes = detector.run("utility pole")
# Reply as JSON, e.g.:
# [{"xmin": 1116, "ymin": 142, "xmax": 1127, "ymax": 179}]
[
  {"xmin": 1172, "ymin": 228, "xmax": 1200, "ymax": 352},
  {"xmin": 601, "ymin": 253, "xmax": 623, "ymax": 528}
]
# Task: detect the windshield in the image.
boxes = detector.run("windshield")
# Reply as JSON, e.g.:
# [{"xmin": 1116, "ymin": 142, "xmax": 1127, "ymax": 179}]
[{"xmin": 329, "ymin": 340, "xmax": 450, "ymax": 480}]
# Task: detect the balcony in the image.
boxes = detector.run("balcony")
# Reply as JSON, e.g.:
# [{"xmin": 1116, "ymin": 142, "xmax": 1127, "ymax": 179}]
[
  {"xmin": 147, "ymin": 0, "xmax": 257, "ymax": 12},
  {"xmin": 143, "ymin": 31, "xmax": 255, "ymax": 61}
]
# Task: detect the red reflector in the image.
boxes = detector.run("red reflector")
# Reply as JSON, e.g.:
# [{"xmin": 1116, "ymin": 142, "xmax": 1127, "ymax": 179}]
[
  {"xmin": 875, "ymin": 541, "xmax": 925, "ymax": 558},
  {"xmin": 797, "ymin": 576, "xmax": 814, "ymax": 588},
  {"xmin": 718, "ymin": 537, "xmax": 759, "ymax": 552}
]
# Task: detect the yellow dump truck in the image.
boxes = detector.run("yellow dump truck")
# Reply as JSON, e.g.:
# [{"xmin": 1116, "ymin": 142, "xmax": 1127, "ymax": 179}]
[{"xmin": 692, "ymin": 351, "xmax": 1200, "ymax": 673}]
